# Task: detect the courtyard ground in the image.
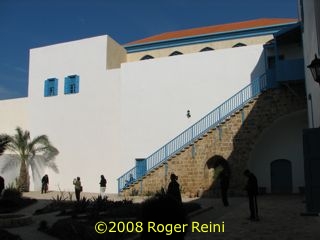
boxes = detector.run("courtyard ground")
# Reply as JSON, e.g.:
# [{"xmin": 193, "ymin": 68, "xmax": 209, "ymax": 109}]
[{"xmin": 2, "ymin": 191, "xmax": 320, "ymax": 239}]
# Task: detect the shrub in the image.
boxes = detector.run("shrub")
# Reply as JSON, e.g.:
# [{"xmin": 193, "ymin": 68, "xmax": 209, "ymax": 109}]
[
  {"xmin": 0, "ymin": 185, "xmax": 36, "ymax": 213},
  {"xmin": 0, "ymin": 228, "xmax": 22, "ymax": 240},
  {"xmin": 2, "ymin": 186, "xmax": 22, "ymax": 200}
]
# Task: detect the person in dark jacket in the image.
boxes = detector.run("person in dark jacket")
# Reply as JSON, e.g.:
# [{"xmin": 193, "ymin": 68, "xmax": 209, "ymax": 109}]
[
  {"xmin": 41, "ymin": 174, "xmax": 49, "ymax": 194},
  {"xmin": 244, "ymin": 169, "xmax": 259, "ymax": 221},
  {"xmin": 167, "ymin": 173, "xmax": 182, "ymax": 203},
  {"xmin": 139, "ymin": 194, "xmax": 187, "ymax": 240},
  {"xmin": 99, "ymin": 175, "xmax": 107, "ymax": 198}
]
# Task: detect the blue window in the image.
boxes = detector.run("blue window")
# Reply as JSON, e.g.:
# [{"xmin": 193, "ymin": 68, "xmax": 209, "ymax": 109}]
[
  {"xmin": 64, "ymin": 75, "xmax": 79, "ymax": 94},
  {"xmin": 44, "ymin": 78, "xmax": 58, "ymax": 97}
]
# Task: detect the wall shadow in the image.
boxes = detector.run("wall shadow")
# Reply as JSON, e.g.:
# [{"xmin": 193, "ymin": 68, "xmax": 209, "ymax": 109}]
[{"xmin": 202, "ymin": 81, "xmax": 307, "ymax": 197}]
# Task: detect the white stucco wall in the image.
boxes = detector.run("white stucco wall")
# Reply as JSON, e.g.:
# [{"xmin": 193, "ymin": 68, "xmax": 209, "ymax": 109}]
[
  {"xmin": 27, "ymin": 36, "xmax": 123, "ymax": 193},
  {"xmin": 249, "ymin": 110, "xmax": 308, "ymax": 193},
  {"xmin": 1, "ymin": 36, "xmax": 266, "ymax": 193},
  {"xmin": 0, "ymin": 98, "xmax": 28, "ymax": 134},
  {"xmin": 302, "ymin": 0, "xmax": 320, "ymax": 128},
  {"xmin": 120, "ymin": 45, "xmax": 265, "ymax": 167},
  {"xmin": 0, "ymin": 98, "xmax": 28, "ymax": 188}
]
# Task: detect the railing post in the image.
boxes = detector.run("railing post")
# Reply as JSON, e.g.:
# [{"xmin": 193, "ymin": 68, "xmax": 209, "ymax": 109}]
[
  {"xmin": 191, "ymin": 125, "xmax": 194, "ymax": 139},
  {"xmin": 140, "ymin": 181, "xmax": 143, "ymax": 195},
  {"xmin": 257, "ymin": 77, "xmax": 261, "ymax": 94},
  {"xmin": 165, "ymin": 145, "xmax": 168, "ymax": 158},
  {"xmin": 136, "ymin": 158, "xmax": 147, "ymax": 179},
  {"xmin": 164, "ymin": 163, "xmax": 168, "ymax": 186},
  {"xmin": 192, "ymin": 145, "xmax": 196, "ymax": 159},
  {"xmin": 241, "ymin": 110, "xmax": 245, "ymax": 123}
]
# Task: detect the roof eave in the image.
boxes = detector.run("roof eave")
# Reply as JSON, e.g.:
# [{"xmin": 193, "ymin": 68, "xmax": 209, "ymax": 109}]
[{"xmin": 124, "ymin": 21, "xmax": 298, "ymax": 53}]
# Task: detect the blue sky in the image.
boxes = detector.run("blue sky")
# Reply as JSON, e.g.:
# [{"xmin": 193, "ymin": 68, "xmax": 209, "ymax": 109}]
[{"xmin": 0, "ymin": 0, "xmax": 298, "ymax": 100}]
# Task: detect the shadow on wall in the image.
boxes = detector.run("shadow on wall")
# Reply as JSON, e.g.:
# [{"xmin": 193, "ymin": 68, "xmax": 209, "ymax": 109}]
[
  {"xmin": 202, "ymin": 81, "xmax": 307, "ymax": 197},
  {"xmin": 0, "ymin": 155, "xmax": 20, "ymax": 187},
  {"xmin": 0, "ymin": 154, "xmax": 54, "ymax": 190},
  {"xmin": 248, "ymin": 110, "xmax": 308, "ymax": 194},
  {"xmin": 250, "ymin": 51, "xmax": 266, "ymax": 83}
]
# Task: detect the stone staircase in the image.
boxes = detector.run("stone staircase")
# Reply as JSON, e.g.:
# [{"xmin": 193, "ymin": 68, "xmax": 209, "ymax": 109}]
[{"xmin": 121, "ymin": 83, "xmax": 306, "ymax": 197}]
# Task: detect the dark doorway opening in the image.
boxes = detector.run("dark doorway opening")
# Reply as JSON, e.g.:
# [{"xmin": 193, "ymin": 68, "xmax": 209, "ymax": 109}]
[{"xmin": 271, "ymin": 159, "xmax": 293, "ymax": 193}]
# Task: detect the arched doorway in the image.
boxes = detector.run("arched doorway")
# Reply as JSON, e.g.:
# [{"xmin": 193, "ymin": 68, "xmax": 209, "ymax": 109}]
[{"xmin": 270, "ymin": 159, "xmax": 293, "ymax": 193}]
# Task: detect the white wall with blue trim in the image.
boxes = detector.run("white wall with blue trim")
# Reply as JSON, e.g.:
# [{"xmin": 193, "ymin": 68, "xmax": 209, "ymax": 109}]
[{"xmin": 27, "ymin": 35, "xmax": 123, "ymax": 192}]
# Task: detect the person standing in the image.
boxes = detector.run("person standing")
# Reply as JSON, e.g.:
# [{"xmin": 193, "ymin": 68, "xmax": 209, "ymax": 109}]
[
  {"xmin": 99, "ymin": 175, "xmax": 107, "ymax": 198},
  {"xmin": 219, "ymin": 161, "xmax": 231, "ymax": 207},
  {"xmin": 244, "ymin": 169, "xmax": 259, "ymax": 221},
  {"xmin": 140, "ymin": 194, "xmax": 187, "ymax": 240},
  {"xmin": 41, "ymin": 174, "xmax": 49, "ymax": 194},
  {"xmin": 73, "ymin": 177, "xmax": 82, "ymax": 202},
  {"xmin": 167, "ymin": 173, "xmax": 182, "ymax": 203}
]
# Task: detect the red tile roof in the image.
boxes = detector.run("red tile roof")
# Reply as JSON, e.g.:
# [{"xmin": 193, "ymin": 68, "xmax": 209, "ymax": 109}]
[{"xmin": 126, "ymin": 18, "xmax": 297, "ymax": 46}]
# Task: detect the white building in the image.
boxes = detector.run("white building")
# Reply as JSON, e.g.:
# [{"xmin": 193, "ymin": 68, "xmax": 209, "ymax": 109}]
[
  {"xmin": 299, "ymin": 0, "xmax": 320, "ymax": 213},
  {"xmin": 301, "ymin": 0, "xmax": 320, "ymax": 128},
  {"xmin": 0, "ymin": 18, "xmax": 300, "ymax": 193}
]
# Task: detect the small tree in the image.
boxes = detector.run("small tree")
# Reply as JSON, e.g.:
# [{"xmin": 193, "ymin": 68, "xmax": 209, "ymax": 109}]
[{"xmin": 1, "ymin": 127, "xmax": 59, "ymax": 192}]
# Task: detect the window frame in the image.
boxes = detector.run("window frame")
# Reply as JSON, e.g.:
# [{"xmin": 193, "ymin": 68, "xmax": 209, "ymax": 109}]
[
  {"xmin": 44, "ymin": 78, "xmax": 58, "ymax": 97},
  {"xmin": 64, "ymin": 75, "xmax": 80, "ymax": 95}
]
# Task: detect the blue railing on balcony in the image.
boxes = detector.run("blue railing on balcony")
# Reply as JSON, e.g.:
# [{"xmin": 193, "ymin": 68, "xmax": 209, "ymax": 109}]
[{"xmin": 117, "ymin": 75, "xmax": 268, "ymax": 192}]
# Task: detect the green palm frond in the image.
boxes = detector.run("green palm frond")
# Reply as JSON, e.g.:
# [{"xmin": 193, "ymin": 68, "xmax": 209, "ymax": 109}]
[
  {"xmin": 0, "ymin": 134, "xmax": 10, "ymax": 155},
  {"xmin": 4, "ymin": 127, "xmax": 58, "ymax": 162},
  {"xmin": 5, "ymin": 127, "xmax": 31, "ymax": 158}
]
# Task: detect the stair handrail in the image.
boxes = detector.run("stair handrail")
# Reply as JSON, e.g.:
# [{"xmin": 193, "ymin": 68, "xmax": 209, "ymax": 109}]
[{"xmin": 117, "ymin": 75, "xmax": 267, "ymax": 192}]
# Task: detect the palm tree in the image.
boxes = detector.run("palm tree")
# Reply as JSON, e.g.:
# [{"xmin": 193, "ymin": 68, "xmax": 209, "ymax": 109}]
[
  {"xmin": 0, "ymin": 135, "xmax": 9, "ymax": 156},
  {"xmin": 1, "ymin": 127, "xmax": 59, "ymax": 192}
]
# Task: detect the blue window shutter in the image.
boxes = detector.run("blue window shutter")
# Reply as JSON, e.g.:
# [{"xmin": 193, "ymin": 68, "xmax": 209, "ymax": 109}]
[
  {"xmin": 44, "ymin": 80, "xmax": 49, "ymax": 96},
  {"xmin": 64, "ymin": 77, "xmax": 69, "ymax": 94},
  {"xmin": 70, "ymin": 76, "xmax": 75, "ymax": 93},
  {"xmin": 64, "ymin": 75, "xmax": 79, "ymax": 94},
  {"xmin": 75, "ymin": 75, "xmax": 79, "ymax": 93},
  {"xmin": 44, "ymin": 78, "xmax": 58, "ymax": 97},
  {"xmin": 54, "ymin": 78, "xmax": 58, "ymax": 95}
]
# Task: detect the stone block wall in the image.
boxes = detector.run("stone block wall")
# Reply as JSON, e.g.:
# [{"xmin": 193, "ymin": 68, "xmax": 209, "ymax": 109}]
[{"xmin": 122, "ymin": 83, "xmax": 307, "ymax": 197}]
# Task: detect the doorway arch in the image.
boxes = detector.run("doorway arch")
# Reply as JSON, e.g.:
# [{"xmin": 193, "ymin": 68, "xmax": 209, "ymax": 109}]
[{"xmin": 270, "ymin": 159, "xmax": 293, "ymax": 193}]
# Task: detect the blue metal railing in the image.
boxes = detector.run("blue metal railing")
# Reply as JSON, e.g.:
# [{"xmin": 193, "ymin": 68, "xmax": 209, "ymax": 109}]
[{"xmin": 117, "ymin": 75, "xmax": 268, "ymax": 192}]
